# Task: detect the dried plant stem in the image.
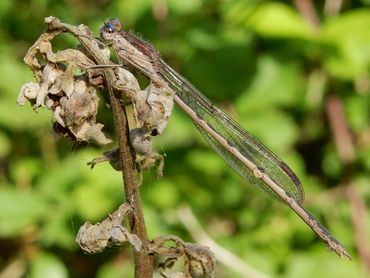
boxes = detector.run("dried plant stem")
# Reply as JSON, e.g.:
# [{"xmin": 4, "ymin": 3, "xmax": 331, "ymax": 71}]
[
  {"xmin": 107, "ymin": 85, "xmax": 153, "ymax": 277},
  {"xmin": 44, "ymin": 17, "xmax": 153, "ymax": 277}
]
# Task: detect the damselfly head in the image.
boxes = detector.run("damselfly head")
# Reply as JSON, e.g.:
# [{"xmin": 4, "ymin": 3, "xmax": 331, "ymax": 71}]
[
  {"xmin": 100, "ymin": 18, "xmax": 122, "ymax": 42},
  {"xmin": 104, "ymin": 18, "xmax": 122, "ymax": 33}
]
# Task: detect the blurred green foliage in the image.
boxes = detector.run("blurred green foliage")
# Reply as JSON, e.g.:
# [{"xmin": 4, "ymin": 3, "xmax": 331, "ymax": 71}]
[{"xmin": 0, "ymin": 0, "xmax": 369, "ymax": 277}]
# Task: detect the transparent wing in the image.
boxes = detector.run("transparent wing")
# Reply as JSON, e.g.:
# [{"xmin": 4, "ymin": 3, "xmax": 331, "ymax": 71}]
[{"xmin": 158, "ymin": 60, "xmax": 305, "ymax": 204}]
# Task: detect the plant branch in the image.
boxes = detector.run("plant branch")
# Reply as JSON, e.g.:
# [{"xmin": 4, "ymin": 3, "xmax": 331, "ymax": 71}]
[
  {"xmin": 326, "ymin": 95, "xmax": 370, "ymax": 272},
  {"xmin": 107, "ymin": 76, "xmax": 153, "ymax": 277},
  {"xmin": 44, "ymin": 17, "xmax": 153, "ymax": 277},
  {"xmin": 293, "ymin": 0, "xmax": 320, "ymax": 27}
]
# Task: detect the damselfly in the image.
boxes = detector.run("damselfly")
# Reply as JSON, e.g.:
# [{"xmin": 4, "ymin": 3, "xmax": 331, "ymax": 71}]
[{"xmin": 100, "ymin": 19, "xmax": 350, "ymax": 259}]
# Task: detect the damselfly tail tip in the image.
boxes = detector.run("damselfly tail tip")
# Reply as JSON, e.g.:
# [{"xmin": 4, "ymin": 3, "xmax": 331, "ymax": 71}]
[
  {"xmin": 331, "ymin": 244, "xmax": 351, "ymax": 260},
  {"xmin": 340, "ymin": 249, "xmax": 352, "ymax": 260}
]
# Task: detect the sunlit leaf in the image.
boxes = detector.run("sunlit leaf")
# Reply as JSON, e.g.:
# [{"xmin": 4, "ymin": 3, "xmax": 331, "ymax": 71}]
[
  {"xmin": 322, "ymin": 10, "xmax": 370, "ymax": 79},
  {"xmin": 238, "ymin": 109, "xmax": 300, "ymax": 153},
  {"xmin": 0, "ymin": 187, "xmax": 47, "ymax": 236},
  {"xmin": 30, "ymin": 252, "xmax": 68, "ymax": 278},
  {"xmin": 246, "ymin": 3, "xmax": 314, "ymax": 39},
  {"xmin": 285, "ymin": 252, "xmax": 362, "ymax": 278},
  {"xmin": 144, "ymin": 179, "xmax": 179, "ymax": 209},
  {"xmin": 344, "ymin": 94, "xmax": 370, "ymax": 132},
  {"xmin": 236, "ymin": 55, "xmax": 303, "ymax": 110},
  {"xmin": 167, "ymin": 0, "xmax": 204, "ymax": 14},
  {"xmin": 97, "ymin": 259, "xmax": 134, "ymax": 278}
]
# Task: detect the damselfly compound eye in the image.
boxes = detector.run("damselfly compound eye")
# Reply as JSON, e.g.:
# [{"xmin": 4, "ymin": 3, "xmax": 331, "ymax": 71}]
[
  {"xmin": 106, "ymin": 18, "xmax": 122, "ymax": 32},
  {"xmin": 104, "ymin": 22, "xmax": 116, "ymax": 33}
]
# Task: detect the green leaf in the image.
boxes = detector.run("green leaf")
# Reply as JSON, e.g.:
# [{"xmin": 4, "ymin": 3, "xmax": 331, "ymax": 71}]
[
  {"xmin": 359, "ymin": 146, "xmax": 370, "ymax": 171},
  {"xmin": 0, "ymin": 187, "xmax": 47, "ymax": 236},
  {"xmin": 167, "ymin": 0, "xmax": 204, "ymax": 14},
  {"xmin": 344, "ymin": 94, "xmax": 370, "ymax": 132},
  {"xmin": 0, "ymin": 46, "xmax": 52, "ymax": 130},
  {"xmin": 236, "ymin": 55, "xmax": 303, "ymax": 110},
  {"xmin": 112, "ymin": 0, "xmax": 152, "ymax": 24},
  {"xmin": 70, "ymin": 154, "xmax": 122, "ymax": 221},
  {"xmin": 238, "ymin": 109, "xmax": 300, "ymax": 153},
  {"xmin": 0, "ymin": 100, "xmax": 51, "ymax": 131},
  {"xmin": 185, "ymin": 149, "xmax": 225, "ymax": 176},
  {"xmin": 10, "ymin": 158, "xmax": 44, "ymax": 186},
  {"xmin": 0, "ymin": 131, "xmax": 11, "ymax": 157},
  {"xmin": 322, "ymin": 9, "xmax": 370, "ymax": 79},
  {"xmin": 322, "ymin": 144, "xmax": 343, "ymax": 178},
  {"xmin": 144, "ymin": 179, "xmax": 179, "ymax": 209},
  {"xmin": 39, "ymin": 213, "xmax": 76, "ymax": 250},
  {"xmin": 0, "ymin": 48, "xmax": 32, "ymax": 97},
  {"xmin": 97, "ymin": 259, "xmax": 134, "ymax": 278},
  {"xmin": 218, "ymin": 177, "xmax": 244, "ymax": 206},
  {"xmin": 0, "ymin": 0, "xmax": 12, "ymax": 18},
  {"xmin": 30, "ymin": 252, "xmax": 68, "ymax": 278},
  {"xmin": 285, "ymin": 251, "xmax": 362, "ymax": 278},
  {"xmin": 73, "ymin": 182, "xmax": 119, "ymax": 221},
  {"xmin": 247, "ymin": 3, "xmax": 314, "ymax": 39}
]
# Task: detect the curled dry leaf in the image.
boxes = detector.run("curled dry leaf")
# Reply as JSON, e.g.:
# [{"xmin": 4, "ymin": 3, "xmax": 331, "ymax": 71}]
[
  {"xmin": 17, "ymin": 82, "xmax": 40, "ymax": 106},
  {"xmin": 76, "ymin": 203, "xmax": 142, "ymax": 253},
  {"xmin": 150, "ymin": 235, "xmax": 216, "ymax": 278},
  {"xmin": 184, "ymin": 243, "xmax": 216, "ymax": 278},
  {"xmin": 113, "ymin": 67, "xmax": 174, "ymax": 136},
  {"xmin": 76, "ymin": 222, "xmax": 111, "ymax": 254},
  {"xmin": 134, "ymin": 83, "xmax": 174, "ymax": 135},
  {"xmin": 18, "ymin": 26, "xmax": 111, "ymax": 145},
  {"xmin": 77, "ymin": 223, "xmax": 142, "ymax": 254}
]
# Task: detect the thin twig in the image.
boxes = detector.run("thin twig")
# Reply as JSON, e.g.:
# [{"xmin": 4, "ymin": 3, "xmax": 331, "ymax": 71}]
[
  {"xmin": 293, "ymin": 0, "xmax": 321, "ymax": 27},
  {"xmin": 326, "ymin": 94, "xmax": 370, "ymax": 272},
  {"xmin": 324, "ymin": 0, "xmax": 343, "ymax": 17},
  {"xmin": 177, "ymin": 205, "xmax": 271, "ymax": 278},
  {"xmin": 326, "ymin": 95, "xmax": 355, "ymax": 163},
  {"xmin": 346, "ymin": 185, "xmax": 370, "ymax": 272}
]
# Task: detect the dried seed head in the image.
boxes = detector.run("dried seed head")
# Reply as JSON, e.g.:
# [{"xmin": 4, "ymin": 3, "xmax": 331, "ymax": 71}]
[{"xmin": 184, "ymin": 243, "xmax": 216, "ymax": 278}]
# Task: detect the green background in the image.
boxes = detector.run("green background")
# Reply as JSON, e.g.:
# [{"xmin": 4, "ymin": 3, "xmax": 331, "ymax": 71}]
[{"xmin": 1, "ymin": 0, "xmax": 369, "ymax": 277}]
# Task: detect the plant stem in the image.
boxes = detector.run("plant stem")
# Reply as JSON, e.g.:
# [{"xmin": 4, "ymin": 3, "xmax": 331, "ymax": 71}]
[
  {"xmin": 44, "ymin": 17, "xmax": 154, "ymax": 277},
  {"xmin": 107, "ymin": 86, "xmax": 153, "ymax": 277}
]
